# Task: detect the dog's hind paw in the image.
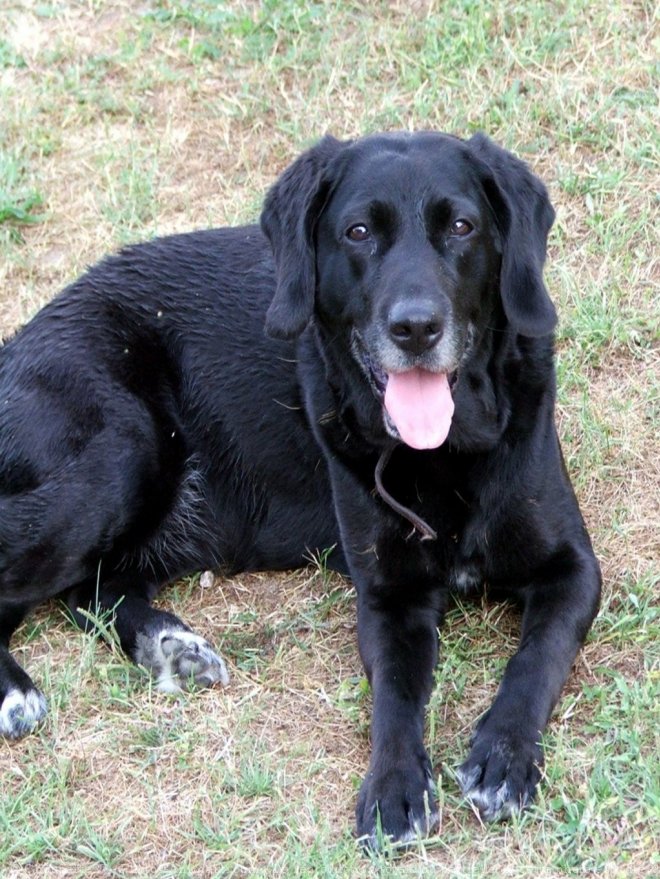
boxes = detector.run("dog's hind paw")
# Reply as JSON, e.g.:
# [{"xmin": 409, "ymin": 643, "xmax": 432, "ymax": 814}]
[
  {"xmin": 135, "ymin": 628, "xmax": 230, "ymax": 693},
  {"xmin": 0, "ymin": 687, "xmax": 48, "ymax": 739}
]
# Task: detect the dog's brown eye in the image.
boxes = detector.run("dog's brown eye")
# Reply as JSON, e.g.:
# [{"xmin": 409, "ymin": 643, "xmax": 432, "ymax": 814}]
[
  {"xmin": 450, "ymin": 219, "xmax": 473, "ymax": 237},
  {"xmin": 346, "ymin": 224, "xmax": 370, "ymax": 242}
]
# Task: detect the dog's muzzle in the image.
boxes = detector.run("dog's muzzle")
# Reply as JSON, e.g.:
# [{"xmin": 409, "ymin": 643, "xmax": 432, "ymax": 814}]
[{"xmin": 351, "ymin": 330, "xmax": 461, "ymax": 450}]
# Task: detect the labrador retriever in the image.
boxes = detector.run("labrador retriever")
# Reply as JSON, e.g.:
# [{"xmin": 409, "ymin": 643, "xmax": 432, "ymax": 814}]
[{"xmin": 0, "ymin": 131, "xmax": 601, "ymax": 847}]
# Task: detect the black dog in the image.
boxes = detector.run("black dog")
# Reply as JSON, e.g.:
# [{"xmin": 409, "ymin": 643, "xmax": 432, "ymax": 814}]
[{"xmin": 0, "ymin": 132, "xmax": 600, "ymax": 846}]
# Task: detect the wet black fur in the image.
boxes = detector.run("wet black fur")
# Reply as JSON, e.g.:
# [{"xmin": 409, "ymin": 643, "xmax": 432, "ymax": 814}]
[{"xmin": 0, "ymin": 132, "xmax": 600, "ymax": 844}]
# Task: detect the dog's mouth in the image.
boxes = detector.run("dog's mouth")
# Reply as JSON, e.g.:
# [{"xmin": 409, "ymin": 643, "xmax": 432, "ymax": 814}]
[{"xmin": 352, "ymin": 333, "xmax": 459, "ymax": 450}]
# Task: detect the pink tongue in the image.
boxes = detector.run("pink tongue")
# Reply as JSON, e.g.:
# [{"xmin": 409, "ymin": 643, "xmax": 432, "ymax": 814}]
[{"xmin": 384, "ymin": 369, "xmax": 454, "ymax": 450}]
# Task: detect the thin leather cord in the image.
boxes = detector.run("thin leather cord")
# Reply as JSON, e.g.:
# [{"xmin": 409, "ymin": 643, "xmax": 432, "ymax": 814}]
[{"xmin": 374, "ymin": 446, "xmax": 437, "ymax": 541}]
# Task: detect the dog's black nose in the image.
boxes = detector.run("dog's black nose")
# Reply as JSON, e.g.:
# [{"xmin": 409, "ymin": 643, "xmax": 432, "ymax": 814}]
[{"xmin": 388, "ymin": 301, "xmax": 444, "ymax": 355}]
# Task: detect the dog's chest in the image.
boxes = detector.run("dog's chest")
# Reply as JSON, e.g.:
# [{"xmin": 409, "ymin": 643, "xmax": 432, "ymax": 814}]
[
  {"xmin": 423, "ymin": 477, "xmax": 489, "ymax": 595},
  {"xmin": 448, "ymin": 557, "xmax": 485, "ymax": 595}
]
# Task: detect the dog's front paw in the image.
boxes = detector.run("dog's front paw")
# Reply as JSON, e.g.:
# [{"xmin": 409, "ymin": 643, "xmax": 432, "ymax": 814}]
[
  {"xmin": 135, "ymin": 629, "xmax": 229, "ymax": 693},
  {"xmin": 0, "ymin": 686, "xmax": 48, "ymax": 739},
  {"xmin": 356, "ymin": 751, "xmax": 439, "ymax": 850},
  {"xmin": 456, "ymin": 724, "xmax": 541, "ymax": 821}
]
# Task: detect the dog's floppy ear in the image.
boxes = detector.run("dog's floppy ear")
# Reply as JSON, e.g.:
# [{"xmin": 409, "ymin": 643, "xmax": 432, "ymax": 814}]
[
  {"xmin": 261, "ymin": 135, "xmax": 348, "ymax": 339},
  {"xmin": 469, "ymin": 133, "xmax": 557, "ymax": 337}
]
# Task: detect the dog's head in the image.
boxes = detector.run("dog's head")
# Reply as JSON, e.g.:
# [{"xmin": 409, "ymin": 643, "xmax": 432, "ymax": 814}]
[{"xmin": 261, "ymin": 132, "xmax": 556, "ymax": 450}]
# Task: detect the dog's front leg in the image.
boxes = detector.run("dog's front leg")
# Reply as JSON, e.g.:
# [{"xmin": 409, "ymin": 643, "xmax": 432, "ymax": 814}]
[
  {"xmin": 354, "ymin": 581, "xmax": 444, "ymax": 849},
  {"xmin": 330, "ymin": 465, "xmax": 444, "ymax": 848},
  {"xmin": 456, "ymin": 551, "xmax": 601, "ymax": 821}
]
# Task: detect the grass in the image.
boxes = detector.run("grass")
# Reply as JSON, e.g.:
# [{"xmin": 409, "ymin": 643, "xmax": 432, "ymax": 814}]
[{"xmin": 1, "ymin": 1, "xmax": 658, "ymax": 877}]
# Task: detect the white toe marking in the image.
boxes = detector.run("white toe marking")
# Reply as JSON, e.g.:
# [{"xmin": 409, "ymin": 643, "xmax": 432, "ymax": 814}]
[
  {"xmin": 456, "ymin": 764, "xmax": 480, "ymax": 793},
  {"xmin": 464, "ymin": 780, "xmax": 520, "ymax": 821},
  {"xmin": 399, "ymin": 809, "xmax": 441, "ymax": 844},
  {"xmin": 134, "ymin": 628, "xmax": 229, "ymax": 692},
  {"xmin": 0, "ymin": 687, "xmax": 48, "ymax": 738}
]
